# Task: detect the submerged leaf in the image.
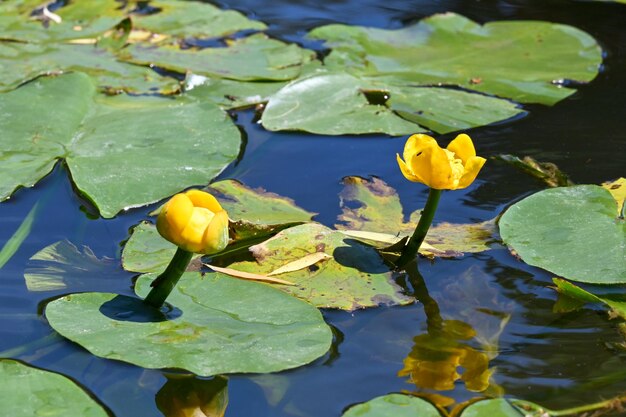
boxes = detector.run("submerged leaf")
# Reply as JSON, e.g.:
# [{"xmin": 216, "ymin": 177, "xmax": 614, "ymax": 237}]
[
  {"xmin": 497, "ymin": 154, "xmax": 573, "ymax": 187},
  {"xmin": 499, "ymin": 185, "xmax": 626, "ymax": 284},
  {"xmin": 553, "ymin": 278, "xmax": 626, "ymax": 319},
  {"xmin": 0, "ymin": 202, "xmax": 38, "ymax": 270},
  {"xmin": 46, "ymin": 272, "xmax": 333, "ymax": 375},
  {"xmin": 156, "ymin": 376, "xmax": 228, "ymax": 417}
]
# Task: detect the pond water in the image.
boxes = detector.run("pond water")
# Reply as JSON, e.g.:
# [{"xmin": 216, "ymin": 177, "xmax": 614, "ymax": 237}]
[{"xmin": 1, "ymin": 0, "xmax": 625, "ymax": 416}]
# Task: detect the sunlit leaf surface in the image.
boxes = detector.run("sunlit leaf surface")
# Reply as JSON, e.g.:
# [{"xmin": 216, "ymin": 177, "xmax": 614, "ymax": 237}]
[
  {"xmin": 499, "ymin": 185, "xmax": 626, "ymax": 284},
  {"xmin": 341, "ymin": 394, "xmax": 440, "ymax": 417},
  {"xmin": 0, "ymin": 359, "xmax": 109, "ymax": 417},
  {"xmin": 459, "ymin": 398, "xmax": 527, "ymax": 416},
  {"xmin": 0, "ymin": 72, "xmax": 241, "ymax": 218},
  {"xmin": 310, "ymin": 13, "xmax": 602, "ymax": 105},
  {"xmin": 46, "ymin": 272, "xmax": 332, "ymax": 376},
  {"xmin": 230, "ymin": 223, "xmax": 413, "ymax": 310}
]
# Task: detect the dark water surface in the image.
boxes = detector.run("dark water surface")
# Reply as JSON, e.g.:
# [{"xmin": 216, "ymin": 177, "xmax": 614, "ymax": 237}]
[{"xmin": 1, "ymin": 0, "xmax": 625, "ymax": 416}]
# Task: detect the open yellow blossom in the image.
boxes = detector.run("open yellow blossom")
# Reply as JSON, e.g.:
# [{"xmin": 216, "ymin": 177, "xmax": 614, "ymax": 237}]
[
  {"xmin": 396, "ymin": 133, "xmax": 486, "ymax": 190},
  {"xmin": 156, "ymin": 189, "xmax": 229, "ymax": 254}
]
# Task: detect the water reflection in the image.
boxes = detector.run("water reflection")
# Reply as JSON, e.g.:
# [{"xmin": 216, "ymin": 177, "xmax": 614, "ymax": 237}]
[
  {"xmin": 156, "ymin": 375, "xmax": 228, "ymax": 417},
  {"xmin": 399, "ymin": 262, "xmax": 510, "ymax": 408}
]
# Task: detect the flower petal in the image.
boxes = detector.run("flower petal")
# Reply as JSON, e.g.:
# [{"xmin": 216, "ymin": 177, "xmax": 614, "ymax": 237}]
[
  {"xmin": 456, "ymin": 156, "xmax": 487, "ymax": 189},
  {"xmin": 397, "ymin": 154, "xmax": 425, "ymax": 183},
  {"xmin": 446, "ymin": 133, "xmax": 476, "ymax": 164},
  {"xmin": 415, "ymin": 145, "xmax": 452, "ymax": 189},
  {"xmin": 185, "ymin": 189, "xmax": 223, "ymax": 213},
  {"xmin": 202, "ymin": 210, "xmax": 230, "ymax": 254},
  {"xmin": 403, "ymin": 134, "xmax": 438, "ymax": 164},
  {"xmin": 159, "ymin": 193, "xmax": 193, "ymax": 243}
]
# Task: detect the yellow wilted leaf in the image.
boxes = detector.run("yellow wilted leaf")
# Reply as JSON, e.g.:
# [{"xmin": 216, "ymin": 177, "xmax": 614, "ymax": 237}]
[
  {"xmin": 267, "ymin": 252, "xmax": 332, "ymax": 276},
  {"xmin": 602, "ymin": 177, "xmax": 626, "ymax": 216},
  {"xmin": 205, "ymin": 264, "xmax": 294, "ymax": 285}
]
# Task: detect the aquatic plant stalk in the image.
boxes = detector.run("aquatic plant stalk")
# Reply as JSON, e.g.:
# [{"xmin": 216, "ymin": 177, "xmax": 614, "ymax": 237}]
[
  {"xmin": 395, "ymin": 188, "xmax": 442, "ymax": 270},
  {"xmin": 513, "ymin": 396, "xmax": 626, "ymax": 417},
  {"xmin": 143, "ymin": 247, "xmax": 193, "ymax": 308}
]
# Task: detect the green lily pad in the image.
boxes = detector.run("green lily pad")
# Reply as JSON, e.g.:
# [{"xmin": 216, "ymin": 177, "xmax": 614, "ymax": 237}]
[
  {"xmin": 24, "ymin": 240, "xmax": 123, "ymax": 292},
  {"xmin": 459, "ymin": 398, "xmax": 526, "ymax": 416},
  {"xmin": 230, "ymin": 222, "xmax": 413, "ymax": 310},
  {"xmin": 499, "ymin": 185, "xmax": 626, "ymax": 284},
  {"xmin": 309, "ymin": 13, "xmax": 602, "ymax": 106},
  {"xmin": 0, "ymin": 72, "xmax": 240, "ymax": 218},
  {"xmin": 335, "ymin": 177, "xmax": 495, "ymax": 256},
  {"xmin": 553, "ymin": 278, "xmax": 626, "ymax": 319},
  {"xmin": 0, "ymin": 359, "xmax": 109, "ymax": 417},
  {"xmin": 0, "ymin": 42, "xmax": 180, "ymax": 94},
  {"xmin": 261, "ymin": 73, "xmax": 421, "ymax": 136},
  {"xmin": 45, "ymin": 272, "xmax": 332, "ymax": 376},
  {"xmin": 132, "ymin": 0, "xmax": 266, "ymax": 39},
  {"xmin": 121, "ymin": 33, "xmax": 315, "ymax": 82},
  {"xmin": 184, "ymin": 73, "xmax": 288, "ymax": 109},
  {"xmin": 341, "ymin": 394, "xmax": 440, "ymax": 417}
]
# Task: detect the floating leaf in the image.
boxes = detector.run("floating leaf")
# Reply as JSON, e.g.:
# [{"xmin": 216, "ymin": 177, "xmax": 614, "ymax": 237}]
[
  {"xmin": 24, "ymin": 240, "xmax": 126, "ymax": 292},
  {"xmin": 341, "ymin": 394, "xmax": 440, "ymax": 417},
  {"xmin": 184, "ymin": 74, "xmax": 288, "ymax": 109},
  {"xmin": 310, "ymin": 13, "xmax": 602, "ymax": 106},
  {"xmin": 0, "ymin": 72, "xmax": 240, "ymax": 218},
  {"xmin": 335, "ymin": 177, "xmax": 495, "ymax": 256},
  {"xmin": 261, "ymin": 73, "xmax": 421, "ymax": 136},
  {"xmin": 603, "ymin": 177, "xmax": 626, "ymax": 216},
  {"xmin": 459, "ymin": 398, "xmax": 526, "ymax": 416},
  {"xmin": 553, "ymin": 278, "xmax": 626, "ymax": 319},
  {"xmin": 122, "ymin": 34, "xmax": 315, "ymax": 82},
  {"xmin": 499, "ymin": 185, "xmax": 626, "ymax": 284},
  {"xmin": 497, "ymin": 154, "xmax": 573, "ymax": 187},
  {"xmin": 0, "ymin": 41, "xmax": 179, "ymax": 94},
  {"xmin": 132, "ymin": 0, "xmax": 266, "ymax": 39},
  {"xmin": 45, "ymin": 272, "xmax": 332, "ymax": 376},
  {"xmin": 0, "ymin": 359, "xmax": 109, "ymax": 417},
  {"xmin": 230, "ymin": 223, "xmax": 413, "ymax": 310}
]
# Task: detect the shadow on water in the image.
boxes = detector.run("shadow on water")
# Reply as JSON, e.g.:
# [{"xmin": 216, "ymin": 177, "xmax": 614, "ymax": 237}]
[{"xmin": 99, "ymin": 295, "xmax": 182, "ymax": 323}]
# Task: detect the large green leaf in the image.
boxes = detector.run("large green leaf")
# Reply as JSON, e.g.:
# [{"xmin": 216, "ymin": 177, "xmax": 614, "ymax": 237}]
[
  {"xmin": 45, "ymin": 272, "xmax": 332, "ymax": 376},
  {"xmin": 121, "ymin": 34, "xmax": 315, "ymax": 82},
  {"xmin": 261, "ymin": 73, "xmax": 421, "ymax": 136},
  {"xmin": 459, "ymin": 398, "xmax": 526, "ymax": 416},
  {"xmin": 261, "ymin": 72, "xmax": 524, "ymax": 136},
  {"xmin": 341, "ymin": 394, "xmax": 441, "ymax": 417},
  {"xmin": 230, "ymin": 223, "xmax": 413, "ymax": 310},
  {"xmin": 0, "ymin": 42, "xmax": 179, "ymax": 94},
  {"xmin": 0, "ymin": 72, "xmax": 241, "ymax": 218},
  {"xmin": 0, "ymin": 359, "xmax": 109, "ymax": 417},
  {"xmin": 132, "ymin": 0, "xmax": 266, "ymax": 39},
  {"xmin": 499, "ymin": 185, "xmax": 626, "ymax": 284},
  {"xmin": 335, "ymin": 177, "xmax": 495, "ymax": 256},
  {"xmin": 309, "ymin": 13, "xmax": 602, "ymax": 106}
]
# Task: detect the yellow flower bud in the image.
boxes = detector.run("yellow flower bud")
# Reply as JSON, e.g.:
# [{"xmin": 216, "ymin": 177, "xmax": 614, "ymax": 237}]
[
  {"xmin": 397, "ymin": 133, "xmax": 486, "ymax": 190},
  {"xmin": 156, "ymin": 189, "xmax": 229, "ymax": 254}
]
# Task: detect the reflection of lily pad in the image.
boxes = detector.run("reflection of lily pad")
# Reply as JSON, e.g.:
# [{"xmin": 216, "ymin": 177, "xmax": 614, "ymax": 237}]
[
  {"xmin": 499, "ymin": 185, "xmax": 626, "ymax": 284},
  {"xmin": 341, "ymin": 394, "xmax": 440, "ymax": 417},
  {"xmin": 45, "ymin": 272, "xmax": 332, "ymax": 376},
  {"xmin": 0, "ymin": 359, "xmax": 109, "ymax": 417},
  {"xmin": 335, "ymin": 177, "xmax": 495, "ymax": 256},
  {"xmin": 230, "ymin": 223, "xmax": 413, "ymax": 310},
  {"xmin": 122, "ymin": 34, "xmax": 315, "ymax": 81},
  {"xmin": 0, "ymin": 72, "xmax": 240, "ymax": 218},
  {"xmin": 132, "ymin": 0, "xmax": 266, "ymax": 39},
  {"xmin": 310, "ymin": 13, "xmax": 602, "ymax": 106}
]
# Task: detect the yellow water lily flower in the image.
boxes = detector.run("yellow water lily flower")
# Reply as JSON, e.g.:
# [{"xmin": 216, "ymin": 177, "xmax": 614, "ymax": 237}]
[
  {"xmin": 156, "ymin": 189, "xmax": 229, "ymax": 254},
  {"xmin": 397, "ymin": 133, "xmax": 486, "ymax": 190}
]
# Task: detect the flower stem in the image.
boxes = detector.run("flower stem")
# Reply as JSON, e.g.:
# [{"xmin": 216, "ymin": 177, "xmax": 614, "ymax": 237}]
[
  {"xmin": 395, "ymin": 188, "xmax": 442, "ymax": 270},
  {"xmin": 512, "ymin": 396, "xmax": 626, "ymax": 416},
  {"xmin": 143, "ymin": 247, "xmax": 193, "ymax": 309}
]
